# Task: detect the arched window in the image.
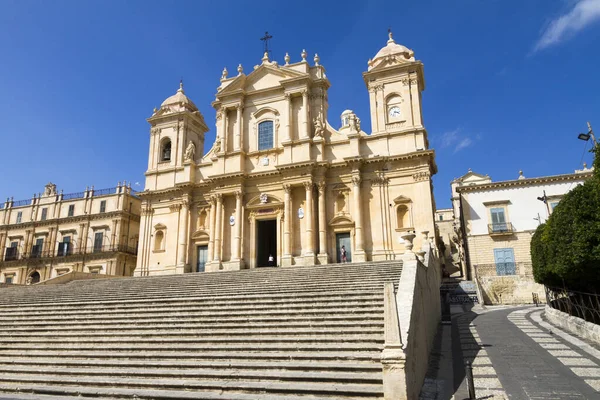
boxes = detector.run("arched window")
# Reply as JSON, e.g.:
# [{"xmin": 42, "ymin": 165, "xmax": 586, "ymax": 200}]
[
  {"xmin": 28, "ymin": 271, "xmax": 40, "ymax": 285},
  {"xmin": 161, "ymin": 139, "xmax": 172, "ymax": 162},
  {"xmin": 154, "ymin": 230, "xmax": 165, "ymax": 251},
  {"xmin": 396, "ymin": 205, "xmax": 410, "ymax": 229},
  {"xmin": 258, "ymin": 121, "xmax": 274, "ymax": 151}
]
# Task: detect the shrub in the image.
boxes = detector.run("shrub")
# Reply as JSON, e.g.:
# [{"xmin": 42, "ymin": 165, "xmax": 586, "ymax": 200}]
[{"xmin": 532, "ymin": 147, "xmax": 600, "ymax": 292}]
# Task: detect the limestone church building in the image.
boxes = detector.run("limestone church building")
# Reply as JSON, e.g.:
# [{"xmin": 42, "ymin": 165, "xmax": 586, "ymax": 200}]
[{"xmin": 136, "ymin": 33, "xmax": 438, "ymax": 276}]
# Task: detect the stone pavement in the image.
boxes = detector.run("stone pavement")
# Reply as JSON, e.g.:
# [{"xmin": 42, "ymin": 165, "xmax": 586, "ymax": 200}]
[{"xmin": 452, "ymin": 306, "xmax": 600, "ymax": 399}]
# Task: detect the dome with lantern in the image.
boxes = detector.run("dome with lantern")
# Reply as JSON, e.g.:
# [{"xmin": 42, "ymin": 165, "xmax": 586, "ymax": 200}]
[
  {"xmin": 159, "ymin": 81, "xmax": 198, "ymax": 112},
  {"xmin": 367, "ymin": 31, "xmax": 415, "ymax": 71}
]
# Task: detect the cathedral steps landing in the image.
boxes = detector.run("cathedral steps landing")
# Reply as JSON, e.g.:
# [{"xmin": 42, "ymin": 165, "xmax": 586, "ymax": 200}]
[{"xmin": 0, "ymin": 261, "xmax": 402, "ymax": 399}]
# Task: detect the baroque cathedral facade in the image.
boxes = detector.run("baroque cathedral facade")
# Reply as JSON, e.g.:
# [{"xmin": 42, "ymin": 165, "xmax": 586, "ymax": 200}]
[{"xmin": 135, "ymin": 33, "xmax": 438, "ymax": 276}]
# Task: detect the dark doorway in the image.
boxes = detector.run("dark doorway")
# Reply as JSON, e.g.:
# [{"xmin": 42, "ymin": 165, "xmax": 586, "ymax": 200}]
[
  {"xmin": 29, "ymin": 271, "xmax": 40, "ymax": 285},
  {"xmin": 336, "ymin": 232, "xmax": 352, "ymax": 263},
  {"xmin": 197, "ymin": 245, "xmax": 208, "ymax": 272},
  {"xmin": 256, "ymin": 219, "xmax": 277, "ymax": 267}
]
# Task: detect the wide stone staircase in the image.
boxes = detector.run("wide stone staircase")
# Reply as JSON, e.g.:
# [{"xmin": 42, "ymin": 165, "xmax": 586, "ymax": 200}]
[{"xmin": 0, "ymin": 261, "xmax": 402, "ymax": 399}]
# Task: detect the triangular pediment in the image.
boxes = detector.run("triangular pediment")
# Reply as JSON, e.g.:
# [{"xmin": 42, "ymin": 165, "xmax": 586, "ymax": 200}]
[
  {"xmin": 458, "ymin": 170, "xmax": 490, "ymax": 183},
  {"xmin": 218, "ymin": 64, "xmax": 307, "ymax": 96}
]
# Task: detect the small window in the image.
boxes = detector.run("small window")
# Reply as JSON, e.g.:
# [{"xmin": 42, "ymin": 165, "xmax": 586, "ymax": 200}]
[
  {"xmin": 161, "ymin": 139, "xmax": 172, "ymax": 161},
  {"xmin": 59, "ymin": 236, "xmax": 71, "ymax": 256},
  {"xmin": 32, "ymin": 238, "xmax": 44, "ymax": 258},
  {"xmin": 258, "ymin": 121, "xmax": 274, "ymax": 151},
  {"xmin": 439, "ymin": 215, "xmax": 443, "ymax": 221},
  {"xmin": 16, "ymin": 211, "xmax": 22, "ymax": 224},
  {"xmin": 5, "ymin": 242, "xmax": 18, "ymax": 261},
  {"xmin": 68, "ymin": 204, "xmax": 75, "ymax": 217},
  {"xmin": 550, "ymin": 201, "xmax": 560, "ymax": 212},
  {"xmin": 490, "ymin": 207, "xmax": 507, "ymax": 232},
  {"xmin": 100, "ymin": 200, "xmax": 106, "ymax": 213},
  {"xmin": 4, "ymin": 276, "xmax": 13, "ymax": 284},
  {"xmin": 93, "ymin": 232, "xmax": 103, "ymax": 252},
  {"xmin": 41, "ymin": 208, "xmax": 48, "ymax": 221}
]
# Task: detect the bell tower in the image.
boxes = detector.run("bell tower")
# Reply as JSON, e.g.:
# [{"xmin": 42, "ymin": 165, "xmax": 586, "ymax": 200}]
[
  {"xmin": 145, "ymin": 82, "xmax": 209, "ymax": 191},
  {"xmin": 363, "ymin": 31, "xmax": 426, "ymax": 148}
]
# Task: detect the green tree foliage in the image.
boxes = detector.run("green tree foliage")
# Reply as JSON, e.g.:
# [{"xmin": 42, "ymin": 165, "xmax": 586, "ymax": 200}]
[{"xmin": 532, "ymin": 147, "xmax": 600, "ymax": 292}]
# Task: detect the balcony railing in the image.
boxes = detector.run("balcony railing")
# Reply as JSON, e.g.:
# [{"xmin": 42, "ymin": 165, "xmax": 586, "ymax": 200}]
[
  {"xmin": 2, "ymin": 244, "xmax": 137, "ymax": 262},
  {"xmin": 487, "ymin": 222, "xmax": 514, "ymax": 235}
]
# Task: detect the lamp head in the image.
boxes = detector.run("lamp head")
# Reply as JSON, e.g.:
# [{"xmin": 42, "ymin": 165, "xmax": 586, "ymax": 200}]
[{"xmin": 578, "ymin": 133, "xmax": 591, "ymax": 141}]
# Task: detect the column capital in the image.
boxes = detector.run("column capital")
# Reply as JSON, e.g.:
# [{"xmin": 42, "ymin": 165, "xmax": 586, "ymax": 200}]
[
  {"xmin": 317, "ymin": 181, "xmax": 326, "ymax": 193},
  {"xmin": 303, "ymin": 181, "xmax": 313, "ymax": 191},
  {"xmin": 234, "ymin": 190, "xmax": 244, "ymax": 200},
  {"xmin": 283, "ymin": 184, "xmax": 292, "ymax": 194},
  {"xmin": 301, "ymin": 89, "xmax": 309, "ymax": 98},
  {"xmin": 284, "ymin": 92, "xmax": 292, "ymax": 100},
  {"xmin": 212, "ymin": 193, "xmax": 223, "ymax": 202},
  {"xmin": 351, "ymin": 175, "xmax": 362, "ymax": 187}
]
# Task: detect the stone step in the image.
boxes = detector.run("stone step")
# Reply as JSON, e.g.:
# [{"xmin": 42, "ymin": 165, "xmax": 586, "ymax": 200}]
[
  {"xmin": 0, "ymin": 342, "xmax": 384, "ymax": 352},
  {"xmin": 0, "ymin": 281, "xmax": 394, "ymax": 303},
  {"xmin": 0, "ymin": 315, "xmax": 383, "ymax": 330},
  {"xmin": 0, "ymin": 286, "xmax": 392, "ymax": 307},
  {"xmin": 0, "ymin": 350, "xmax": 382, "ymax": 362},
  {"xmin": 0, "ymin": 383, "xmax": 383, "ymax": 399},
  {"xmin": 0, "ymin": 306, "xmax": 383, "ymax": 326},
  {"xmin": 0, "ymin": 290, "xmax": 386, "ymax": 311},
  {"xmin": 0, "ymin": 374, "xmax": 383, "ymax": 397},
  {"xmin": 0, "ymin": 357, "xmax": 381, "ymax": 372},
  {"xmin": 0, "ymin": 298, "xmax": 383, "ymax": 317},
  {"xmin": 0, "ymin": 303, "xmax": 383, "ymax": 321},
  {"xmin": 0, "ymin": 326, "xmax": 382, "ymax": 337},
  {"xmin": 0, "ymin": 334, "xmax": 383, "ymax": 344},
  {"xmin": 0, "ymin": 365, "xmax": 382, "ymax": 384},
  {"xmin": 0, "ymin": 321, "xmax": 383, "ymax": 334}
]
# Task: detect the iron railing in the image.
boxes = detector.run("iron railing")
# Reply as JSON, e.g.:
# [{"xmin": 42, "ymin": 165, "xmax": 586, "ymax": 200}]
[
  {"xmin": 2, "ymin": 244, "xmax": 137, "ymax": 262},
  {"xmin": 474, "ymin": 262, "xmax": 533, "ymax": 277},
  {"xmin": 487, "ymin": 222, "xmax": 514, "ymax": 234},
  {"xmin": 546, "ymin": 286, "xmax": 600, "ymax": 325},
  {"xmin": 12, "ymin": 199, "xmax": 32, "ymax": 207},
  {"xmin": 62, "ymin": 191, "xmax": 86, "ymax": 200},
  {"xmin": 4, "ymin": 186, "xmax": 136, "ymax": 209},
  {"xmin": 93, "ymin": 187, "xmax": 116, "ymax": 196}
]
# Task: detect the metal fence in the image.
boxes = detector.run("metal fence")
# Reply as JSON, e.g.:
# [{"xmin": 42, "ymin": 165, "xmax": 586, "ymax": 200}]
[
  {"xmin": 474, "ymin": 262, "xmax": 533, "ymax": 277},
  {"xmin": 2, "ymin": 244, "xmax": 137, "ymax": 263},
  {"xmin": 545, "ymin": 286, "xmax": 600, "ymax": 325}
]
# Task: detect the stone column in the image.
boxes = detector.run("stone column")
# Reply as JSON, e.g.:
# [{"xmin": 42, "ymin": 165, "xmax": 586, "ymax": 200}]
[
  {"xmin": 178, "ymin": 198, "xmax": 189, "ymax": 265},
  {"xmin": 317, "ymin": 181, "xmax": 328, "ymax": 263},
  {"xmin": 213, "ymin": 194, "xmax": 223, "ymax": 262},
  {"xmin": 111, "ymin": 219, "xmax": 118, "ymax": 250},
  {"xmin": 284, "ymin": 93, "xmax": 292, "ymax": 142},
  {"xmin": 207, "ymin": 197, "xmax": 216, "ymax": 262},
  {"xmin": 235, "ymin": 103, "xmax": 242, "ymax": 151},
  {"xmin": 283, "ymin": 184, "xmax": 292, "ymax": 257},
  {"xmin": 304, "ymin": 181, "xmax": 314, "ymax": 257},
  {"xmin": 352, "ymin": 174, "xmax": 366, "ymax": 261},
  {"xmin": 302, "ymin": 90, "xmax": 309, "ymax": 139},
  {"xmin": 233, "ymin": 191, "xmax": 243, "ymax": 260}
]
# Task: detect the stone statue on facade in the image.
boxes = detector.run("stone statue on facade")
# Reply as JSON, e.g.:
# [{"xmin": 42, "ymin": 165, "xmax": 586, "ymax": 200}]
[
  {"xmin": 314, "ymin": 116, "xmax": 324, "ymax": 138},
  {"xmin": 214, "ymin": 136, "xmax": 222, "ymax": 153},
  {"xmin": 184, "ymin": 141, "xmax": 196, "ymax": 161}
]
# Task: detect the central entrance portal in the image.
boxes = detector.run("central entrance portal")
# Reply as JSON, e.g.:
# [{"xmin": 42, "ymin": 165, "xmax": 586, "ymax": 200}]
[{"xmin": 256, "ymin": 219, "xmax": 277, "ymax": 267}]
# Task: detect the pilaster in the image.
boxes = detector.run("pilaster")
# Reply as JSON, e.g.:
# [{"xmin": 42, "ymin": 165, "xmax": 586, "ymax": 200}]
[
  {"xmin": 352, "ymin": 174, "xmax": 366, "ymax": 262},
  {"xmin": 303, "ymin": 181, "xmax": 315, "ymax": 265},
  {"xmin": 317, "ymin": 181, "xmax": 328, "ymax": 264},
  {"xmin": 281, "ymin": 184, "xmax": 293, "ymax": 267}
]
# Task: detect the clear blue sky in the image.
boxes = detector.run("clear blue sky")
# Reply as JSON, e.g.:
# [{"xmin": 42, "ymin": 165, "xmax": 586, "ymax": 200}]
[{"xmin": 1, "ymin": 0, "xmax": 599, "ymax": 209}]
